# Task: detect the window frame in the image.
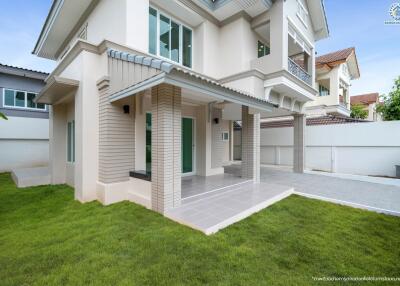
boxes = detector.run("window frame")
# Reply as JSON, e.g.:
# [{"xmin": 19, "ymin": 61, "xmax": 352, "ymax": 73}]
[
  {"xmin": 296, "ymin": 0, "xmax": 309, "ymax": 29},
  {"xmin": 222, "ymin": 132, "xmax": 229, "ymax": 141},
  {"xmin": 2, "ymin": 88, "xmax": 46, "ymax": 111},
  {"xmin": 149, "ymin": 6, "xmax": 193, "ymax": 68},
  {"xmin": 318, "ymin": 84, "xmax": 330, "ymax": 97},
  {"xmin": 257, "ymin": 40, "xmax": 270, "ymax": 58},
  {"xmin": 67, "ymin": 120, "xmax": 75, "ymax": 163}
]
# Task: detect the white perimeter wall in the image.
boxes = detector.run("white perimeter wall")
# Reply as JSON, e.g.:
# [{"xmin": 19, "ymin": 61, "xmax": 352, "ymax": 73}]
[
  {"xmin": 0, "ymin": 116, "xmax": 49, "ymax": 171},
  {"xmin": 234, "ymin": 121, "xmax": 400, "ymax": 177}
]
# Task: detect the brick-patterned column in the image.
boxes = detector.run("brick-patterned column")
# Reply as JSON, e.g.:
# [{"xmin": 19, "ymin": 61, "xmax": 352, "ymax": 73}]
[
  {"xmin": 241, "ymin": 106, "xmax": 260, "ymax": 182},
  {"xmin": 151, "ymin": 84, "xmax": 182, "ymax": 213},
  {"xmin": 293, "ymin": 113, "xmax": 306, "ymax": 173},
  {"xmin": 97, "ymin": 76, "xmax": 135, "ymax": 184}
]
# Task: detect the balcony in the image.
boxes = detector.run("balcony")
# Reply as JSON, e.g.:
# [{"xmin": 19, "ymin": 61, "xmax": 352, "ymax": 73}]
[{"xmin": 288, "ymin": 57, "xmax": 312, "ymax": 86}]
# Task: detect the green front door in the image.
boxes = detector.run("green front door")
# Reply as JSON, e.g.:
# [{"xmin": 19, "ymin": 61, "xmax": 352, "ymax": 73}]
[
  {"xmin": 145, "ymin": 114, "xmax": 194, "ymax": 174},
  {"xmin": 182, "ymin": 117, "xmax": 194, "ymax": 174}
]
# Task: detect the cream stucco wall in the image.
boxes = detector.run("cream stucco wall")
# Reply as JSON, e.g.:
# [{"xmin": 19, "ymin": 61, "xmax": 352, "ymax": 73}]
[
  {"xmin": 44, "ymin": 0, "xmax": 321, "ymax": 206},
  {"xmin": 134, "ymin": 91, "xmax": 230, "ymax": 176}
]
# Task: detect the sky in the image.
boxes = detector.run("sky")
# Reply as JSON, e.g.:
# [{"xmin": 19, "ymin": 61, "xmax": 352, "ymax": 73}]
[{"xmin": 0, "ymin": 0, "xmax": 399, "ymax": 96}]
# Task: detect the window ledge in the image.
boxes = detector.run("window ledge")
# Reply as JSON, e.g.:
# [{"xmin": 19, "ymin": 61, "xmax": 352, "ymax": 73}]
[{"xmin": 1, "ymin": 106, "xmax": 48, "ymax": 113}]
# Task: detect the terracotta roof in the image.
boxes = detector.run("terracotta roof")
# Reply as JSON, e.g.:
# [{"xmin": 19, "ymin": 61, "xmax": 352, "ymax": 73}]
[
  {"xmin": 350, "ymin": 93, "xmax": 379, "ymax": 105},
  {"xmin": 316, "ymin": 47, "xmax": 355, "ymax": 68},
  {"xmin": 258, "ymin": 115, "xmax": 369, "ymax": 129}
]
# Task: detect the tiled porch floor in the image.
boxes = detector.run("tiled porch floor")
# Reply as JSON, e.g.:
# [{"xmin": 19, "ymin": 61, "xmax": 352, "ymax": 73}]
[
  {"xmin": 167, "ymin": 180, "xmax": 293, "ymax": 235},
  {"xmin": 182, "ymin": 173, "xmax": 250, "ymax": 201}
]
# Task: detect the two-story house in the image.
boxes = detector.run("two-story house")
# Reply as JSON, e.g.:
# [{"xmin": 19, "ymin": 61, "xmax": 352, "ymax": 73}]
[
  {"xmin": 350, "ymin": 92, "xmax": 382, "ymax": 121},
  {"xmin": 0, "ymin": 64, "xmax": 49, "ymax": 172},
  {"xmin": 306, "ymin": 47, "xmax": 360, "ymax": 117},
  {"xmin": 32, "ymin": 0, "xmax": 328, "ymax": 215}
]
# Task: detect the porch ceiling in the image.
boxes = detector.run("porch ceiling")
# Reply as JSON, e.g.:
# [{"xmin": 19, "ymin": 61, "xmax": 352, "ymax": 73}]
[
  {"xmin": 35, "ymin": 75, "xmax": 79, "ymax": 104},
  {"xmin": 107, "ymin": 49, "xmax": 277, "ymax": 113}
]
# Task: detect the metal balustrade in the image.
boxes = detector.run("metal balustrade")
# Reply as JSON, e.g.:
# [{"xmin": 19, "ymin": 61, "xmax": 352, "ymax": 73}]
[{"xmin": 288, "ymin": 57, "xmax": 312, "ymax": 86}]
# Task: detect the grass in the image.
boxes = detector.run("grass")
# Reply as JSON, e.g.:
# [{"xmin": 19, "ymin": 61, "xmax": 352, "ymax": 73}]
[{"xmin": 0, "ymin": 173, "xmax": 399, "ymax": 285}]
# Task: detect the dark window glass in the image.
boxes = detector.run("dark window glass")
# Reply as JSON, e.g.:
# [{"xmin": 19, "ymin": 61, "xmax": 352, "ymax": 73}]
[
  {"xmin": 72, "ymin": 120, "xmax": 75, "ymax": 162},
  {"xmin": 182, "ymin": 26, "xmax": 192, "ymax": 68},
  {"xmin": 67, "ymin": 122, "xmax": 72, "ymax": 162},
  {"xmin": 258, "ymin": 41, "xmax": 270, "ymax": 58},
  {"xmin": 159, "ymin": 14, "xmax": 170, "ymax": 59},
  {"xmin": 4, "ymin": 89, "xmax": 14, "ymax": 106},
  {"xmin": 171, "ymin": 21, "xmax": 180, "ymax": 63},
  {"xmin": 15, "ymin": 91, "xmax": 25, "ymax": 107},
  {"xmin": 37, "ymin": 103, "xmax": 45, "ymax": 109},
  {"xmin": 146, "ymin": 113, "xmax": 152, "ymax": 174},
  {"xmin": 27, "ymin": 93, "xmax": 36, "ymax": 108},
  {"xmin": 149, "ymin": 7, "xmax": 157, "ymax": 55}
]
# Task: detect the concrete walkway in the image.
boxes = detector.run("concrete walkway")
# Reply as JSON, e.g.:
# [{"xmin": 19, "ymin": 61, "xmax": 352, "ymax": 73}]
[{"xmin": 225, "ymin": 164, "xmax": 400, "ymax": 216}]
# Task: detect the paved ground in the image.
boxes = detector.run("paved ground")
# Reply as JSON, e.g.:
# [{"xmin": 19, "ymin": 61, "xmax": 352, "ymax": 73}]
[
  {"xmin": 167, "ymin": 181, "xmax": 293, "ymax": 235},
  {"xmin": 225, "ymin": 164, "xmax": 400, "ymax": 215}
]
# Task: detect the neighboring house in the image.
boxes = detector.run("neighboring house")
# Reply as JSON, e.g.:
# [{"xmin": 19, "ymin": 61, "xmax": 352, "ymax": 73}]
[
  {"xmin": 306, "ymin": 47, "xmax": 360, "ymax": 117},
  {"xmin": 0, "ymin": 64, "xmax": 49, "ymax": 171},
  {"xmin": 32, "ymin": 0, "xmax": 328, "ymax": 213},
  {"xmin": 350, "ymin": 93, "xmax": 382, "ymax": 121}
]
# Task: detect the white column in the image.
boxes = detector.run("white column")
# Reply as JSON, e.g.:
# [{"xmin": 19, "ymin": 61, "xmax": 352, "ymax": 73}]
[
  {"xmin": 293, "ymin": 114, "xmax": 306, "ymax": 173},
  {"xmin": 269, "ymin": 0, "xmax": 288, "ymax": 71},
  {"xmin": 151, "ymin": 84, "xmax": 182, "ymax": 213},
  {"xmin": 49, "ymin": 104, "xmax": 67, "ymax": 184},
  {"xmin": 241, "ymin": 106, "xmax": 260, "ymax": 182},
  {"xmin": 311, "ymin": 47, "xmax": 316, "ymax": 89}
]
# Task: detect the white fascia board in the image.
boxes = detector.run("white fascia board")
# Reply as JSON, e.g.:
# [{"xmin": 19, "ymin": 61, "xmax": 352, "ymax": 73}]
[
  {"xmin": 109, "ymin": 71, "xmax": 275, "ymax": 112},
  {"xmin": 33, "ymin": 0, "xmax": 64, "ymax": 56}
]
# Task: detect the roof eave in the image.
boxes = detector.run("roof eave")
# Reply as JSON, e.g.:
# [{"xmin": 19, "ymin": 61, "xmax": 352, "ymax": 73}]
[{"xmin": 32, "ymin": 0, "xmax": 63, "ymax": 57}]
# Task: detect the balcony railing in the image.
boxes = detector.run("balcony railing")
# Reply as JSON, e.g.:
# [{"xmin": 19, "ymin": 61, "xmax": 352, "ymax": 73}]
[{"xmin": 288, "ymin": 57, "xmax": 312, "ymax": 86}]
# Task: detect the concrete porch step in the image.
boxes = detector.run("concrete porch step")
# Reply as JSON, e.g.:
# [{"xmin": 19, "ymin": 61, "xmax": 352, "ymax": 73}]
[{"xmin": 11, "ymin": 167, "xmax": 50, "ymax": 188}]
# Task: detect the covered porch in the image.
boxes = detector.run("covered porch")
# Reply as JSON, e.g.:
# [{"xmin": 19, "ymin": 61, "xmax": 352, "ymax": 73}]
[
  {"xmin": 97, "ymin": 48, "xmax": 306, "ymax": 232},
  {"xmin": 100, "ymin": 50, "xmax": 282, "ymax": 209}
]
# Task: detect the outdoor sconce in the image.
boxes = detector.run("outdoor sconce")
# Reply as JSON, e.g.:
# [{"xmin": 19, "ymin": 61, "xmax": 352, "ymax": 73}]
[
  {"xmin": 214, "ymin": 118, "xmax": 219, "ymax": 124},
  {"xmin": 123, "ymin": 105, "xmax": 130, "ymax": 114}
]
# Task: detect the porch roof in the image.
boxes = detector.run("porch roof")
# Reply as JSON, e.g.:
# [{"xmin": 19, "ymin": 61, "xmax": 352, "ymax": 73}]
[
  {"xmin": 35, "ymin": 75, "xmax": 79, "ymax": 104},
  {"xmin": 107, "ymin": 49, "xmax": 277, "ymax": 112}
]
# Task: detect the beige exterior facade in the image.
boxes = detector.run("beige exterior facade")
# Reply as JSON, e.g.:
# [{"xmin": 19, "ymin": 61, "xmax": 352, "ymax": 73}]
[{"xmin": 33, "ymin": 0, "xmax": 328, "ymax": 212}]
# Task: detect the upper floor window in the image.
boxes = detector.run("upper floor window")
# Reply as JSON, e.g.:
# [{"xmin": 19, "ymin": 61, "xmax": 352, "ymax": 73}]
[
  {"xmin": 318, "ymin": 85, "xmax": 330, "ymax": 96},
  {"xmin": 342, "ymin": 64, "xmax": 350, "ymax": 78},
  {"xmin": 148, "ymin": 7, "xmax": 192, "ymax": 68},
  {"xmin": 296, "ymin": 0, "xmax": 308, "ymax": 28},
  {"xmin": 3, "ymin": 89, "xmax": 46, "ymax": 110},
  {"xmin": 258, "ymin": 41, "xmax": 270, "ymax": 58}
]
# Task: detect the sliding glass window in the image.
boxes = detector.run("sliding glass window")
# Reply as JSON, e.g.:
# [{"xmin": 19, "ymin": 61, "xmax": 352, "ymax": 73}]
[
  {"xmin": 171, "ymin": 21, "xmax": 180, "ymax": 63},
  {"xmin": 182, "ymin": 27, "xmax": 192, "ymax": 68},
  {"xmin": 149, "ymin": 7, "xmax": 157, "ymax": 55},
  {"xmin": 148, "ymin": 7, "xmax": 192, "ymax": 68},
  {"xmin": 3, "ymin": 89, "xmax": 46, "ymax": 110}
]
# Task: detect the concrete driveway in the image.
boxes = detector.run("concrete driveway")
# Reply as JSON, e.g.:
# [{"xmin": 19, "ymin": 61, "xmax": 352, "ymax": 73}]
[{"xmin": 225, "ymin": 164, "xmax": 400, "ymax": 216}]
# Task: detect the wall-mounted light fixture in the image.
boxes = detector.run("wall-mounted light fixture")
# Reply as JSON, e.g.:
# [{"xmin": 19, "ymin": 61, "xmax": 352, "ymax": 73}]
[
  {"xmin": 213, "ymin": 118, "xmax": 219, "ymax": 124},
  {"xmin": 123, "ymin": 105, "xmax": 130, "ymax": 114}
]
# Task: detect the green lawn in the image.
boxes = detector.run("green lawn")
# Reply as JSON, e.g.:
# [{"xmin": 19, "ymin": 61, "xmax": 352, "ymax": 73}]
[{"xmin": 0, "ymin": 173, "xmax": 399, "ymax": 286}]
